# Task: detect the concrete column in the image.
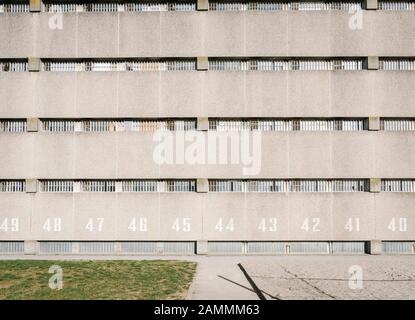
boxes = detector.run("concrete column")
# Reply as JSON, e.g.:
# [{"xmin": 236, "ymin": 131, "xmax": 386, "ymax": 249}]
[
  {"xmin": 197, "ymin": 117, "xmax": 209, "ymax": 131},
  {"xmin": 29, "ymin": 0, "xmax": 41, "ymax": 12},
  {"xmin": 196, "ymin": 240, "xmax": 208, "ymax": 255},
  {"xmin": 28, "ymin": 57, "xmax": 41, "ymax": 72},
  {"xmin": 368, "ymin": 117, "xmax": 380, "ymax": 131},
  {"xmin": 364, "ymin": 56, "xmax": 379, "ymax": 70},
  {"xmin": 197, "ymin": 56, "xmax": 209, "ymax": 71},
  {"xmin": 27, "ymin": 118, "xmax": 39, "ymax": 132},
  {"xmin": 24, "ymin": 240, "xmax": 38, "ymax": 255},
  {"xmin": 25, "ymin": 179, "xmax": 38, "ymax": 193},
  {"xmin": 364, "ymin": 0, "xmax": 378, "ymax": 10},
  {"xmin": 196, "ymin": 179, "xmax": 209, "ymax": 193},
  {"xmin": 197, "ymin": 0, "xmax": 209, "ymax": 11},
  {"xmin": 370, "ymin": 178, "xmax": 381, "ymax": 193},
  {"xmin": 367, "ymin": 240, "xmax": 382, "ymax": 254}
]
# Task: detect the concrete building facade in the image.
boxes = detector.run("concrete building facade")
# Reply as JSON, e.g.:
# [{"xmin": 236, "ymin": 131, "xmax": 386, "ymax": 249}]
[{"xmin": 0, "ymin": 0, "xmax": 414, "ymax": 255}]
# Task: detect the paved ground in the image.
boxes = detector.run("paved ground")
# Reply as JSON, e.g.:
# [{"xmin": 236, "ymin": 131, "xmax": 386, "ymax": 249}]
[{"xmin": 1, "ymin": 254, "xmax": 414, "ymax": 299}]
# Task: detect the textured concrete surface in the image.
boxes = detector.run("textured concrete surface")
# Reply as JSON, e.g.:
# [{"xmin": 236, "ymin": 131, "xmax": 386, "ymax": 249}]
[{"xmin": 1, "ymin": 255, "xmax": 414, "ymax": 300}]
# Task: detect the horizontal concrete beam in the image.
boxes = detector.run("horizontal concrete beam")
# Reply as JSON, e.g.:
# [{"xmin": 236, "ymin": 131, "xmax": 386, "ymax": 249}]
[
  {"xmin": 2, "ymin": 72, "xmax": 415, "ymax": 119},
  {"xmin": 0, "ymin": 193, "xmax": 414, "ymax": 241},
  {"xmin": 1, "ymin": 133, "xmax": 415, "ymax": 179},
  {"xmin": 2, "ymin": 12, "xmax": 415, "ymax": 58}
]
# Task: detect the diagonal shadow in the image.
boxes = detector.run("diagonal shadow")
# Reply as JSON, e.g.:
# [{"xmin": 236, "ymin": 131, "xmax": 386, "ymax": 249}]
[{"xmin": 217, "ymin": 275, "xmax": 281, "ymax": 300}]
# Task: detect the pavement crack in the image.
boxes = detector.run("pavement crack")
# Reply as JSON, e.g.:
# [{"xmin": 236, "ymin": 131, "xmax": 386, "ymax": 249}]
[{"xmin": 280, "ymin": 266, "xmax": 337, "ymax": 300}]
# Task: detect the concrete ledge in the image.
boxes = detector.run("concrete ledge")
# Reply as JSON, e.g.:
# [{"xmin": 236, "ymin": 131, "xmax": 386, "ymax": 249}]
[
  {"xmin": 367, "ymin": 240, "xmax": 382, "ymax": 254},
  {"xmin": 25, "ymin": 179, "xmax": 38, "ymax": 193},
  {"xmin": 364, "ymin": 0, "xmax": 378, "ymax": 10},
  {"xmin": 28, "ymin": 57, "xmax": 41, "ymax": 72},
  {"xmin": 197, "ymin": 57, "xmax": 209, "ymax": 71},
  {"xmin": 24, "ymin": 240, "xmax": 38, "ymax": 255},
  {"xmin": 29, "ymin": 0, "xmax": 41, "ymax": 12},
  {"xmin": 27, "ymin": 118, "xmax": 39, "ymax": 132},
  {"xmin": 364, "ymin": 56, "xmax": 379, "ymax": 70},
  {"xmin": 196, "ymin": 179, "xmax": 209, "ymax": 193},
  {"xmin": 196, "ymin": 240, "xmax": 208, "ymax": 254},
  {"xmin": 368, "ymin": 117, "xmax": 380, "ymax": 131},
  {"xmin": 370, "ymin": 178, "xmax": 381, "ymax": 193},
  {"xmin": 197, "ymin": 0, "xmax": 209, "ymax": 11},
  {"xmin": 197, "ymin": 117, "xmax": 209, "ymax": 131}
]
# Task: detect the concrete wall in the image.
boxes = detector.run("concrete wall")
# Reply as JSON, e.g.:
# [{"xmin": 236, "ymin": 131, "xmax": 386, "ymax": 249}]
[
  {"xmin": 1, "ymin": 131, "xmax": 415, "ymax": 179},
  {"xmin": 0, "ymin": 192, "xmax": 413, "ymax": 241},
  {"xmin": 1, "ymin": 71, "xmax": 415, "ymax": 118},
  {"xmin": 1, "ymin": 9, "xmax": 414, "ymax": 250},
  {"xmin": 1, "ymin": 12, "xmax": 415, "ymax": 58}
]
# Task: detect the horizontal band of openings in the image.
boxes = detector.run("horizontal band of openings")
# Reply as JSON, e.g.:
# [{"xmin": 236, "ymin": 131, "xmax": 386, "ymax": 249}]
[
  {"xmin": 381, "ymin": 180, "xmax": 415, "ymax": 192},
  {"xmin": 378, "ymin": 1, "xmax": 415, "ymax": 10},
  {"xmin": 3, "ymin": 118, "xmax": 415, "ymax": 133},
  {"xmin": 42, "ymin": 60, "xmax": 196, "ymax": 71},
  {"xmin": 383, "ymin": 241, "xmax": 415, "ymax": 253},
  {"xmin": 210, "ymin": 58, "xmax": 364, "ymax": 71},
  {"xmin": 209, "ymin": 1, "xmax": 362, "ymax": 11},
  {"xmin": 0, "ymin": 241, "xmax": 25, "ymax": 253},
  {"xmin": 0, "ymin": 61, "xmax": 28, "ymax": 72},
  {"xmin": 42, "ymin": 119, "xmax": 196, "ymax": 132},
  {"xmin": 0, "ymin": 180, "xmax": 26, "ymax": 192},
  {"xmin": 2, "ymin": 58, "xmax": 415, "ymax": 72},
  {"xmin": 38, "ymin": 241, "xmax": 196, "ymax": 254},
  {"xmin": 2, "ymin": 2, "xmax": 415, "ymax": 13},
  {"xmin": 380, "ymin": 119, "xmax": 415, "ymax": 131},
  {"xmin": 379, "ymin": 59, "xmax": 415, "ymax": 70},
  {"xmin": 39, "ymin": 180, "xmax": 196, "ymax": 192},
  {"xmin": 210, "ymin": 119, "xmax": 367, "ymax": 131},
  {"xmin": 0, "ymin": 120, "xmax": 27, "ymax": 133},
  {"xmin": 209, "ymin": 179, "xmax": 369, "ymax": 192},
  {"xmin": 208, "ymin": 241, "xmax": 366, "ymax": 254},
  {"xmin": 0, "ymin": 2, "xmax": 196, "ymax": 13}
]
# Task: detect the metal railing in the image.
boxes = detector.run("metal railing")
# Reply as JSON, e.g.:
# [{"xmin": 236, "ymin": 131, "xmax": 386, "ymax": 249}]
[
  {"xmin": 381, "ymin": 179, "xmax": 415, "ymax": 192},
  {"xmin": 122, "ymin": 180, "xmax": 196, "ymax": 192},
  {"xmin": 42, "ymin": 60, "xmax": 196, "ymax": 72},
  {"xmin": 40, "ymin": 180, "xmax": 74, "ymax": 192},
  {"xmin": 378, "ymin": 1, "xmax": 415, "ymax": 10},
  {"xmin": 209, "ymin": 119, "xmax": 366, "ymax": 131},
  {"xmin": 209, "ymin": 59, "xmax": 363, "ymax": 71},
  {"xmin": 0, "ymin": 61, "xmax": 28, "ymax": 72},
  {"xmin": 41, "ymin": 2, "xmax": 196, "ymax": 12},
  {"xmin": 39, "ymin": 180, "xmax": 196, "ymax": 192},
  {"xmin": 42, "ymin": 119, "xmax": 196, "ymax": 132},
  {"xmin": 380, "ymin": 119, "xmax": 415, "ymax": 131},
  {"xmin": 0, "ymin": 4, "xmax": 29, "ymax": 13},
  {"xmin": 0, "ymin": 180, "xmax": 25, "ymax": 192},
  {"xmin": 209, "ymin": 179, "xmax": 369, "ymax": 192},
  {"xmin": 209, "ymin": 2, "xmax": 362, "ymax": 11},
  {"xmin": 379, "ymin": 59, "xmax": 415, "ymax": 70},
  {"xmin": 0, "ymin": 120, "xmax": 27, "ymax": 133}
]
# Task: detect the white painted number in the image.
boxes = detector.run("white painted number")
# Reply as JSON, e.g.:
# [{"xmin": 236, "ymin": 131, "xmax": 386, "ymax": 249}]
[
  {"xmin": 388, "ymin": 217, "xmax": 407, "ymax": 232},
  {"xmin": 172, "ymin": 218, "xmax": 191, "ymax": 232},
  {"xmin": 345, "ymin": 218, "xmax": 360, "ymax": 232},
  {"xmin": 215, "ymin": 218, "xmax": 234, "ymax": 232},
  {"xmin": 42, "ymin": 218, "xmax": 62, "ymax": 232},
  {"xmin": 0, "ymin": 218, "xmax": 19, "ymax": 232},
  {"xmin": 258, "ymin": 218, "xmax": 277, "ymax": 232},
  {"xmin": 85, "ymin": 218, "xmax": 104, "ymax": 232},
  {"xmin": 128, "ymin": 217, "xmax": 148, "ymax": 232},
  {"xmin": 301, "ymin": 217, "xmax": 320, "ymax": 232}
]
